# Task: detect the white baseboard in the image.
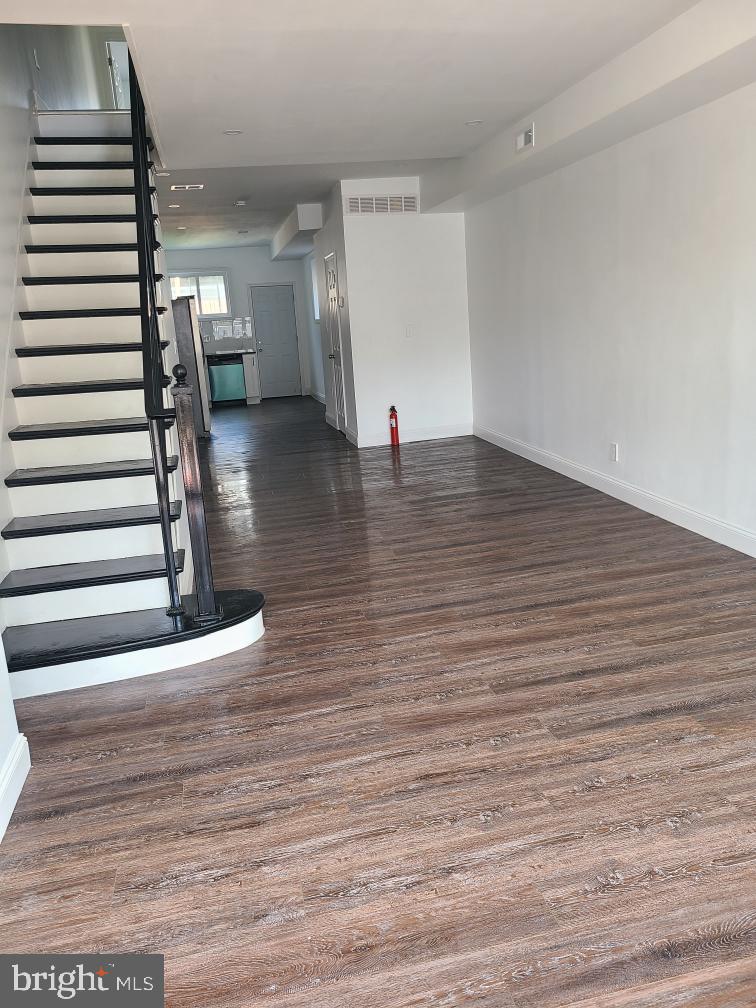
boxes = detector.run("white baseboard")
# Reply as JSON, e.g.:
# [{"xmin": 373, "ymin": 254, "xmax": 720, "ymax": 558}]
[
  {"xmin": 358, "ymin": 422, "xmax": 473, "ymax": 449},
  {"xmin": 345, "ymin": 424, "xmax": 359, "ymax": 446},
  {"xmin": 11, "ymin": 611, "xmax": 265, "ymax": 699},
  {"xmin": 474, "ymin": 424, "xmax": 756, "ymax": 559},
  {"xmin": 0, "ymin": 734, "xmax": 30, "ymax": 843},
  {"xmin": 310, "ymin": 391, "xmax": 326, "ymax": 405},
  {"xmin": 325, "ymin": 411, "xmax": 338, "ymax": 429}
]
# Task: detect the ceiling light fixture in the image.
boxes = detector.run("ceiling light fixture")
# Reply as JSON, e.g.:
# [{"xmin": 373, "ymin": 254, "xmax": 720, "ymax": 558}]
[
  {"xmin": 176, "ymin": 226, "xmax": 187, "ymax": 230},
  {"xmin": 170, "ymin": 183, "xmax": 204, "ymax": 191},
  {"xmin": 168, "ymin": 203, "xmax": 181, "ymax": 208},
  {"xmin": 238, "ymin": 229, "xmax": 249, "ymax": 234},
  {"xmin": 465, "ymin": 119, "xmax": 484, "ymax": 126},
  {"xmin": 155, "ymin": 170, "xmax": 171, "ymax": 176},
  {"xmin": 224, "ymin": 129, "xmax": 243, "ymax": 135},
  {"xmin": 234, "ymin": 200, "xmax": 247, "ymax": 206}
]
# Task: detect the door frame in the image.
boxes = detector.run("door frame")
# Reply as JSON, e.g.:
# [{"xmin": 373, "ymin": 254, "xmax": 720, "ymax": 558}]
[
  {"xmin": 105, "ymin": 40, "xmax": 130, "ymax": 110},
  {"xmin": 248, "ymin": 282, "xmax": 303, "ymax": 399},
  {"xmin": 322, "ymin": 252, "xmax": 347, "ymax": 433}
]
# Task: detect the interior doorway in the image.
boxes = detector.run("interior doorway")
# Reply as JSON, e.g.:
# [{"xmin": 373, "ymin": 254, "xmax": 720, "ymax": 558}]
[
  {"xmin": 249, "ymin": 284, "xmax": 302, "ymax": 398},
  {"xmin": 105, "ymin": 40, "xmax": 130, "ymax": 109},
  {"xmin": 323, "ymin": 252, "xmax": 347, "ymax": 432}
]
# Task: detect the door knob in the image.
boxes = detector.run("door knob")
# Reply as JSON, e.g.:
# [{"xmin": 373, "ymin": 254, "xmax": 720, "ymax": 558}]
[{"xmin": 328, "ymin": 354, "xmax": 335, "ymax": 359}]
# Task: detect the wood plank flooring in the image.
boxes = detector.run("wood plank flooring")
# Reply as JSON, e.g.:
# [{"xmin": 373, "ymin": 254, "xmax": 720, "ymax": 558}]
[{"xmin": 2, "ymin": 397, "xmax": 755, "ymax": 1006}]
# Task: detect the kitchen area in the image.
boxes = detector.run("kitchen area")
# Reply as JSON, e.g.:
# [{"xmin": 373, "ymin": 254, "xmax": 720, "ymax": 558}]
[
  {"xmin": 201, "ymin": 318, "xmax": 261, "ymax": 408},
  {"xmin": 170, "ymin": 296, "xmax": 263, "ymax": 443},
  {"xmin": 166, "ymin": 254, "xmax": 315, "ymax": 442}
]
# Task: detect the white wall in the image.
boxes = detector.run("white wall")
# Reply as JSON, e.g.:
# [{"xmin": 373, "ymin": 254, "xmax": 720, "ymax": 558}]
[
  {"xmin": 165, "ymin": 245, "xmax": 313, "ymax": 394},
  {"xmin": 303, "ymin": 253, "xmax": 325, "ymax": 403},
  {"xmin": 0, "ymin": 25, "xmax": 31, "ymax": 840},
  {"xmin": 467, "ymin": 80, "xmax": 756, "ymax": 557},
  {"xmin": 341, "ymin": 179, "xmax": 472, "ymax": 447},
  {"xmin": 21, "ymin": 25, "xmax": 119, "ymax": 112}
]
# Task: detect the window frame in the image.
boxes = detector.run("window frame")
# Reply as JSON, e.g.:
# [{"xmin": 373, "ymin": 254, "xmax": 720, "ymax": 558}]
[{"xmin": 168, "ymin": 269, "xmax": 232, "ymax": 320}]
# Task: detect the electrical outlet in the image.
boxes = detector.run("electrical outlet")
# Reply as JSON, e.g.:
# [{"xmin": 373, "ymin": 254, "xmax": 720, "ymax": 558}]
[{"xmin": 610, "ymin": 442, "xmax": 619, "ymax": 463}]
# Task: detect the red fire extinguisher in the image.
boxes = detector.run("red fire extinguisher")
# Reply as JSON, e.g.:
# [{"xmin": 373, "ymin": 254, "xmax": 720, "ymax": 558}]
[{"xmin": 389, "ymin": 405, "xmax": 400, "ymax": 447}]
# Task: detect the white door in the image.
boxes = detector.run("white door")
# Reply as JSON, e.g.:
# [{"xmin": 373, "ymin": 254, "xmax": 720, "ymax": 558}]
[
  {"xmin": 323, "ymin": 253, "xmax": 347, "ymax": 431},
  {"xmin": 249, "ymin": 284, "xmax": 302, "ymax": 398}
]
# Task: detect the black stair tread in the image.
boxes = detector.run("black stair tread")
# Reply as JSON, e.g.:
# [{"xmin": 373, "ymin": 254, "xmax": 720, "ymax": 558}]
[
  {"xmin": 15, "ymin": 340, "xmax": 168, "ymax": 357},
  {"xmin": 27, "ymin": 214, "xmax": 156, "ymax": 224},
  {"xmin": 19, "ymin": 307, "xmax": 166, "ymax": 319},
  {"xmin": 2, "ymin": 502, "xmax": 182, "ymax": 539},
  {"xmin": 30, "ymin": 187, "xmax": 150, "ymax": 196},
  {"xmin": 32, "ymin": 161, "xmax": 135, "ymax": 170},
  {"xmin": 34, "ymin": 136, "xmax": 133, "ymax": 144},
  {"xmin": 0, "ymin": 549, "xmax": 185, "ymax": 598},
  {"xmin": 3, "ymin": 588, "xmax": 264, "ymax": 672},
  {"xmin": 12, "ymin": 377, "xmax": 170, "ymax": 397},
  {"xmin": 25, "ymin": 243, "xmax": 139, "ymax": 253},
  {"xmin": 22, "ymin": 274, "xmax": 162, "ymax": 286},
  {"xmin": 13, "ymin": 378, "xmax": 143, "ymax": 396},
  {"xmin": 5, "ymin": 456, "xmax": 178, "ymax": 486},
  {"xmin": 9, "ymin": 415, "xmax": 174, "ymax": 440}
]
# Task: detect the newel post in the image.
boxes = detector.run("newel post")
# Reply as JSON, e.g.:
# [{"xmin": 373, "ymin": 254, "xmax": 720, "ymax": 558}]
[{"xmin": 171, "ymin": 364, "xmax": 222, "ymax": 622}]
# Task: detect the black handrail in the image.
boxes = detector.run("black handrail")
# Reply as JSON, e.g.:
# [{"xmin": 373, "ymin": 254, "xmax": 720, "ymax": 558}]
[{"xmin": 128, "ymin": 55, "xmax": 183, "ymax": 616}]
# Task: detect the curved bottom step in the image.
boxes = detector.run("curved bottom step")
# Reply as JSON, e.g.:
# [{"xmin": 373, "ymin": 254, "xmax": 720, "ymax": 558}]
[{"xmin": 6, "ymin": 589, "xmax": 265, "ymax": 698}]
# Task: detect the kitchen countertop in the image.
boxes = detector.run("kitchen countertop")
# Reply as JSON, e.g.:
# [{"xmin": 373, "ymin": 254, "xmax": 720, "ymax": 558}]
[{"xmin": 206, "ymin": 349, "xmax": 257, "ymax": 357}]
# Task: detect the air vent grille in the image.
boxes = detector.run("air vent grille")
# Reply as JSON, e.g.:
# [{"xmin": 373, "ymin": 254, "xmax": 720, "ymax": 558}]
[{"xmin": 345, "ymin": 194, "xmax": 418, "ymax": 215}]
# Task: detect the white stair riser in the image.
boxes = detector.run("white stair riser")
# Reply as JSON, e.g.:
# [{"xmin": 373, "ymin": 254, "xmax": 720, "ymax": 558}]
[
  {"xmin": 2, "ymin": 577, "xmax": 171, "ymax": 626},
  {"xmin": 14, "ymin": 388, "xmax": 146, "ymax": 424},
  {"xmin": 32, "ymin": 168, "xmax": 134, "ymax": 188},
  {"xmin": 35, "ymin": 112, "xmax": 131, "ymax": 138},
  {"xmin": 6, "ymin": 524, "xmax": 167, "ymax": 568},
  {"xmin": 22, "ymin": 282, "xmax": 140, "ymax": 312},
  {"xmin": 9, "ymin": 474, "xmax": 160, "ymax": 517},
  {"xmin": 18, "ymin": 351, "xmax": 143, "ymax": 384},
  {"xmin": 33, "ymin": 143, "xmax": 133, "ymax": 162},
  {"xmin": 22, "ymin": 251, "xmax": 139, "ymax": 277},
  {"xmin": 26, "ymin": 222, "xmax": 138, "ymax": 245},
  {"xmin": 30, "ymin": 194, "xmax": 136, "ymax": 216},
  {"xmin": 21, "ymin": 315, "xmax": 142, "ymax": 344},
  {"xmin": 12, "ymin": 431, "xmax": 151, "ymax": 468}
]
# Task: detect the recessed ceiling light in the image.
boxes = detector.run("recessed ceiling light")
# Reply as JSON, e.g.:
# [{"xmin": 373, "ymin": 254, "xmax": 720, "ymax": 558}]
[
  {"xmin": 224, "ymin": 129, "xmax": 243, "ymax": 135},
  {"xmin": 168, "ymin": 203, "xmax": 181, "ymax": 208},
  {"xmin": 155, "ymin": 170, "xmax": 171, "ymax": 176},
  {"xmin": 176, "ymin": 226, "xmax": 187, "ymax": 230},
  {"xmin": 465, "ymin": 119, "xmax": 484, "ymax": 126},
  {"xmin": 234, "ymin": 200, "xmax": 247, "ymax": 207},
  {"xmin": 170, "ymin": 184, "xmax": 204, "ymax": 191}
]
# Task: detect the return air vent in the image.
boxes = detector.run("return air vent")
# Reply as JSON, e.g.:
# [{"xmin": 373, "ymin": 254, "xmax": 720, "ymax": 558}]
[{"xmin": 345, "ymin": 195, "xmax": 418, "ymax": 215}]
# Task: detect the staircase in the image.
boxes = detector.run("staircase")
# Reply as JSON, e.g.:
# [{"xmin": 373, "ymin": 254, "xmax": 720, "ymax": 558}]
[{"xmin": 1, "ymin": 66, "xmax": 264, "ymax": 699}]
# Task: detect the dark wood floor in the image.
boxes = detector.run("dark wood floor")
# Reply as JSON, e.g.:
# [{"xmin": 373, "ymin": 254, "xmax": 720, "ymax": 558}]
[{"xmin": 3, "ymin": 397, "xmax": 755, "ymax": 1006}]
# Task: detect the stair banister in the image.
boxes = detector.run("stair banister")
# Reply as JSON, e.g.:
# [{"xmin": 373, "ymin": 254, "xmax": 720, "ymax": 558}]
[{"xmin": 128, "ymin": 54, "xmax": 183, "ymax": 616}]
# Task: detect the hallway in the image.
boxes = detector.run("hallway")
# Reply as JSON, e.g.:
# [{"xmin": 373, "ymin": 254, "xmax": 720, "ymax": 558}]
[{"xmin": 2, "ymin": 398, "xmax": 755, "ymax": 1006}]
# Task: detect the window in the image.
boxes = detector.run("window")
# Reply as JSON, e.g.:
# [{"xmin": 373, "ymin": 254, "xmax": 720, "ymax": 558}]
[
  {"xmin": 169, "ymin": 272, "xmax": 230, "ymax": 317},
  {"xmin": 310, "ymin": 257, "xmax": 320, "ymax": 321}
]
